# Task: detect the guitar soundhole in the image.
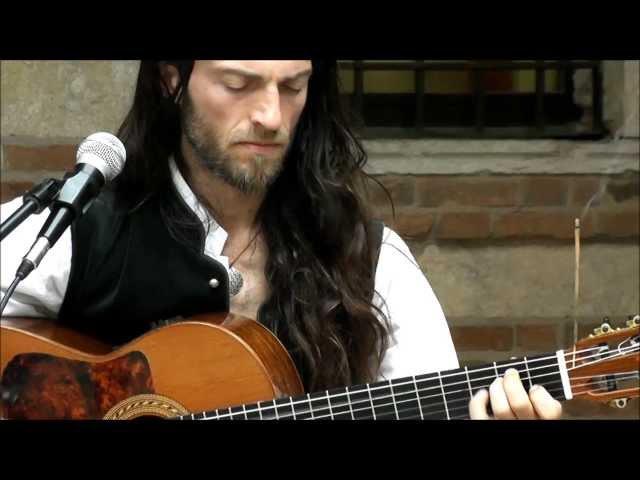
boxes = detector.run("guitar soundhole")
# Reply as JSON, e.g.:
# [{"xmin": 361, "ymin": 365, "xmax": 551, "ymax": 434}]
[{"xmin": 1, "ymin": 351, "xmax": 155, "ymax": 420}]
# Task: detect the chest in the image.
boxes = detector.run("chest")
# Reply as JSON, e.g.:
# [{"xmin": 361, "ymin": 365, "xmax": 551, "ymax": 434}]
[{"xmin": 223, "ymin": 238, "xmax": 270, "ymax": 320}]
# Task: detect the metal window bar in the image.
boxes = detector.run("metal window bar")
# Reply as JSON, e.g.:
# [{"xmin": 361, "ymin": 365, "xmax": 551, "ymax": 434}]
[
  {"xmin": 472, "ymin": 65, "xmax": 485, "ymax": 133},
  {"xmin": 535, "ymin": 60, "xmax": 546, "ymax": 132},
  {"xmin": 338, "ymin": 60, "xmax": 607, "ymax": 139},
  {"xmin": 414, "ymin": 60, "xmax": 425, "ymax": 131},
  {"xmin": 353, "ymin": 60, "xmax": 364, "ymax": 118},
  {"xmin": 592, "ymin": 62, "xmax": 604, "ymax": 133}
]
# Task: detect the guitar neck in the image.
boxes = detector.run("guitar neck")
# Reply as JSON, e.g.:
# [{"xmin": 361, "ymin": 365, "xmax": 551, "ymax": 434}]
[{"xmin": 177, "ymin": 350, "xmax": 573, "ymax": 421}]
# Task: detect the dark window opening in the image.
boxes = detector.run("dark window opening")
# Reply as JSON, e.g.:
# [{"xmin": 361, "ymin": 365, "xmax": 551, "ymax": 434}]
[{"xmin": 337, "ymin": 60, "xmax": 606, "ymax": 140}]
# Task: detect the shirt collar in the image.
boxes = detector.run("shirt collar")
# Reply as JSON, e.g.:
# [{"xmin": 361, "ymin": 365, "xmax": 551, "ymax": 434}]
[{"xmin": 168, "ymin": 156, "xmax": 229, "ymax": 262}]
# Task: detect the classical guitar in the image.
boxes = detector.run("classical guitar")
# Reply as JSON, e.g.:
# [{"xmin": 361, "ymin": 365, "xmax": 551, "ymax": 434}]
[{"xmin": 1, "ymin": 313, "xmax": 638, "ymax": 420}]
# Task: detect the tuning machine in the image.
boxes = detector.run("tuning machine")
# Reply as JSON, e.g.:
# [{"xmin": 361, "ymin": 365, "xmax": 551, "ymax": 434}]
[
  {"xmin": 590, "ymin": 317, "xmax": 614, "ymax": 337},
  {"xmin": 589, "ymin": 315, "xmax": 640, "ymax": 338},
  {"xmin": 608, "ymin": 398, "xmax": 629, "ymax": 409}
]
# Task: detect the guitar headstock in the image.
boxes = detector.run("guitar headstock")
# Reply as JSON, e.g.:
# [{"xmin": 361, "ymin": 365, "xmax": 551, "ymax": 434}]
[{"xmin": 565, "ymin": 315, "xmax": 639, "ymax": 408}]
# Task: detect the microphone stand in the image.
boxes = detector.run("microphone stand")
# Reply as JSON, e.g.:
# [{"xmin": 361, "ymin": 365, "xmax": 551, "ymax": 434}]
[{"xmin": 0, "ymin": 178, "xmax": 63, "ymax": 242}]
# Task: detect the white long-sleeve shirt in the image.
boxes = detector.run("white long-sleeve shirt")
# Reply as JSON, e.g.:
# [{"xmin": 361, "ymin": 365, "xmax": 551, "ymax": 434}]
[{"xmin": 0, "ymin": 160, "xmax": 459, "ymax": 380}]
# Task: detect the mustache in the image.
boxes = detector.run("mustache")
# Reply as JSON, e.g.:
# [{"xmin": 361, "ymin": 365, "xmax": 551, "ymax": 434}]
[{"xmin": 229, "ymin": 128, "xmax": 290, "ymax": 145}]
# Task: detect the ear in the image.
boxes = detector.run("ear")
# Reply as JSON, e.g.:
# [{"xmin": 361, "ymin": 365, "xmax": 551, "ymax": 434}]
[{"xmin": 159, "ymin": 62, "xmax": 181, "ymax": 98}]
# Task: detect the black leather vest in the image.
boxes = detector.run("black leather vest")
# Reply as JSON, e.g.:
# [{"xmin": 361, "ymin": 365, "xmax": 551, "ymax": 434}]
[{"xmin": 57, "ymin": 189, "xmax": 230, "ymax": 345}]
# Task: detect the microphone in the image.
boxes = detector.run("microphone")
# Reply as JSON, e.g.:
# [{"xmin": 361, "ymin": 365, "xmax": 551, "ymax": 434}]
[{"xmin": 16, "ymin": 132, "xmax": 126, "ymax": 280}]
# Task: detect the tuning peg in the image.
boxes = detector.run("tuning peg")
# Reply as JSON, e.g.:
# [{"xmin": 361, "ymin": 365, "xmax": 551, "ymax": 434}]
[
  {"xmin": 609, "ymin": 398, "xmax": 628, "ymax": 409},
  {"xmin": 626, "ymin": 315, "xmax": 639, "ymax": 328},
  {"xmin": 593, "ymin": 322, "xmax": 613, "ymax": 336}
]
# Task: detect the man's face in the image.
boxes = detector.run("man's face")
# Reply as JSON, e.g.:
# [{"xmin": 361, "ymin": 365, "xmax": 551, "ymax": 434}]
[{"xmin": 179, "ymin": 60, "xmax": 312, "ymax": 194}]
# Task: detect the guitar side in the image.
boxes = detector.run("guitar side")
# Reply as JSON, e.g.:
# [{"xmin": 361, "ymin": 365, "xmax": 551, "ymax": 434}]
[{"xmin": 0, "ymin": 313, "xmax": 304, "ymax": 419}]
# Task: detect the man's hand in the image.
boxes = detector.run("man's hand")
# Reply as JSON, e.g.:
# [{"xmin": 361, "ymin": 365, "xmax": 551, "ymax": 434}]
[{"xmin": 469, "ymin": 368, "xmax": 563, "ymax": 420}]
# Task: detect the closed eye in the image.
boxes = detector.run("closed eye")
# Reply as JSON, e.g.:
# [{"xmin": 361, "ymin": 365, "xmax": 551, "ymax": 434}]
[
  {"xmin": 281, "ymin": 83, "xmax": 306, "ymax": 94},
  {"xmin": 225, "ymin": 84, "xmax": 247, "ymax": 92}
]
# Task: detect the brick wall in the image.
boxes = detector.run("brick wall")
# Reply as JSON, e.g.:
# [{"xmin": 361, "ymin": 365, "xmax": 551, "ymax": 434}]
[
  {"xmin": 365, "ymin": 172, "xmax": 639, "ymax": 418},
  {"xmin": 368, "ymin": 173, "xmax": 639, "ymax": 241}
]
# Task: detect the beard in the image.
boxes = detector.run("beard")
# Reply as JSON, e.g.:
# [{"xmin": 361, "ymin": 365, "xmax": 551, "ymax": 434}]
[{"xmin": 180, "ymin": 91, "xmax": 290, "ymax": 195}]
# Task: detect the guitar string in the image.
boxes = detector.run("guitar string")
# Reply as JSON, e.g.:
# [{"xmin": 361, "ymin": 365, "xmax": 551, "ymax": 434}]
[
  {"xmin": 302, "ymin": 374, "xmax": 640, "ymax": 421},
  {"xmin": 224, "ymin": 374, "xmax": 639, "ymax": 421},
  {"xmin": 195, "ymin": 345, "xmax": 639, "ymax": 420},
  {"xmin": 196, "ymin": 373, "xmax": 638, "ymax": 420},
  {"xmin": 187, "ymin": 343, "xmax": 638, "ymax": 420},
  {"xmin": 198, "ymin": 367, "xmax": 638, "ymax": 421}
]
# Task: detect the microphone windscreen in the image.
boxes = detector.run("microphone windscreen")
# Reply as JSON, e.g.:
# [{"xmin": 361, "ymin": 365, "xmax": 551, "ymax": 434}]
[{"xmin": 75, "ymin": 132, "xmax": 126, "ymax": 182}]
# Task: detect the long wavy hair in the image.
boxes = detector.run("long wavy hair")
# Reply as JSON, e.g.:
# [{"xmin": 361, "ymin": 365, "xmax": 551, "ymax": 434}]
[{"xmin": 115, "ymin": 60, "xmax": 390, "ymax": 391}]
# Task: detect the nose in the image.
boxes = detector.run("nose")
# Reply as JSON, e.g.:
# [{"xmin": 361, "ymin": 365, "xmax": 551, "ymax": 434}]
[{"xmin": 250, "ymin": 87, "xmax": 282, "ymax": 133}]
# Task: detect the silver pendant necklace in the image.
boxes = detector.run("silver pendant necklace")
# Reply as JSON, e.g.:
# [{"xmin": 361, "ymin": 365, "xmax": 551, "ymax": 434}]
[
  {"xmin": 227, "ymin": 232, "xmax": 259, "ymax": 297},
  {"xmin": 228, "ymin": 267, "xmax": 244, "ymax": 297}
]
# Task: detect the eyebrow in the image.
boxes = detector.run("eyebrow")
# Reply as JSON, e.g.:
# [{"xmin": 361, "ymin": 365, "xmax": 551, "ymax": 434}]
[{"xmin": 216, "ymin": 67, "xmax": 312, "ymax": 83}]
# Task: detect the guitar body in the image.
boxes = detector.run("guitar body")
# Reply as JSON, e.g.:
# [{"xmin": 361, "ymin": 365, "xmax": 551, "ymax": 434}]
[
  {"xmin": 0, "ymin": 314, "xmax": 304, "ymax": 419},
  {"xmin": 3, "ymin": 313, "xmax": 637, "ymax": 420}
]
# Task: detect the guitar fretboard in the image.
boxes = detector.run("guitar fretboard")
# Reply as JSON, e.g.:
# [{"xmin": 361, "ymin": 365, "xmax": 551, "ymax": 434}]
[{"xmin": 177, "ymin": 351, "xmax": 570, "ymax": 421}]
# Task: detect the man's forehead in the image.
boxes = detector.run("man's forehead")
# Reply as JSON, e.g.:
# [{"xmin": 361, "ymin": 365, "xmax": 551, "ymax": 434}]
[{"xmin": 205, "ymin": 60, "xmax": 312, "ymax": 79}]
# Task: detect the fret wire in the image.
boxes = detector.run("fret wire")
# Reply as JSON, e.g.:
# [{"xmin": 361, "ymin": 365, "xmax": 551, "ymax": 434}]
[
  {"xmin": 242, "ymin": 404, "xmax": 248, "ymax": 420},
  {"xmin": 326, "ymin": 390, "xmax": 334, "ymax": 420},
  {"xmin": 307, "ymin": 393, "xmax": 314, "ymax": 419},
  {"xmin": 493, "ymin": 362, "xmax": 499, "ymax": 379},
  {"xmin": 258, "ymin": 401, "xmax": 263, "ymax": 420},
  {"xmin": 412, "ymin": 376, "xmax": 424, "ymax": 420},
  {"xmin": 389, "ymin": 380, "xmax": 400, "ymax": 419},
  {"xmin": 523, "ymin": 356, "xmax": 533, "ymax": 389},
  {"xmin": 228, "ymin": 407, "xmax": 233, "ymax": 420},
  {"xmin": 273, "ymin": 400, "xmax": 279, "ymax": 420},
  {"xmin": 346, "ymin": 387, "xmax": 355, "ymax": 420},
  {"xmin": 437, "ymin": 371, "xmax": 450, "ymax": 420},
  {"xmin": 366, "ymin": 383, "xmax": 376, "ymax": 420},
  {"xmin": 290, "ymin": 397, "xmax": 297, "ymax": 420},
  {"xmin": 464, "ymin": 366, "xmax": 473, "ymax": 397}
]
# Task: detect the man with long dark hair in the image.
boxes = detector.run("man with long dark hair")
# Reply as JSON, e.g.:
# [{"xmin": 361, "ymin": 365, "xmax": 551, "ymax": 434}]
[{"xmin": 1, "ymin": 60, "xmax": 562, "ymax": 419}]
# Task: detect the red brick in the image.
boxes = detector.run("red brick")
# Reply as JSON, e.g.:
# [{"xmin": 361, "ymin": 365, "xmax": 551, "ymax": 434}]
[
  {"xmin": 0, "ymin": 181, "xmax": 34, "ymax": 203},
  {"xmin": 493, "ymin": 211, "xmax": 596, "ymax": 239},
  {"xmin": 381, "ymin": 208, "xmax": 435, "ymax": 240},
  {"xmin": 515, "ymin": 325, "xmax": 558, "ymax": 350},
  {"xmin": 522, "ymin": 176, "xmax": 569, "ymax": 206},
  {"xmin": 4, "ymin": 144, "xmax": 77, "ymax": 171},
  {"xmin": 436, "ymin": 212, "xmax": 491, "ymax": 239},
  {"xmin": 367, "ymin": 175, "xmax": 415, "ymax": 207},
  {"xmin": 416, "ymin": 176, "xmax": 518, "ymax": 207},
  {"xmin": 596, "ymin": 211, "xmax": 640, "ymax": 237},
  {"xmin": 570, "ymin": 177, "xmax": 604, "ymax": 206},
  {"xmin": 451, "ymin": 326, "xmax": 513, "ymax": 351}
]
